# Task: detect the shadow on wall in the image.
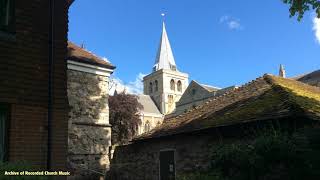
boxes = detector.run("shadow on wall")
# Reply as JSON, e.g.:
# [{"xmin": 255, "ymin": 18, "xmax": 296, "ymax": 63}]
[{"xmin": 67, "ymin": 70, "xmax": 112, "ymax": 179}]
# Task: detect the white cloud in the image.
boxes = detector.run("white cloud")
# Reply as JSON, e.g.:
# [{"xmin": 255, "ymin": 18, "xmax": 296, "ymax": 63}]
[
  {"xmin": 219, "ymin": 15, "xmax": 243, "ymax": 30},
  {"xmin": 313, "ymin": 16, "xmax": 320, "ymax": 44},
  {"xmin": 228, "ymin": 20, "xmax": 241, "ymax": 30},
  {"xmin": 109, "ymin": 73, "xmax": 146, "ymax": 95}
]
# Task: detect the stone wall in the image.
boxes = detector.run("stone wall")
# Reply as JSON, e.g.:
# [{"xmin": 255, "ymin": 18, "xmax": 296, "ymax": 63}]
[
  {"xmin": 107, "ymin": 118, "xmax": 311, "ymax": 180},
  {"xmin": 108, "ymin": 127, "xmax": 228, "ymax": 180},
  {"xmin": 67, "ymin": 70, "xmax": 111, "ymax": 179}
]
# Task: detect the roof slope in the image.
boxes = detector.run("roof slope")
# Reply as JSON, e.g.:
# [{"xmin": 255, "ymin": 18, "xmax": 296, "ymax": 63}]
[
  {"xmin": 67, "ymin": 42, "xmax": 115, "ymax": 69},
  {"xmin": 199, "ymin": 83, "xmax": 220, "ymax": 92},
  {"xmin": 135, "ymin": 75, "xmax": 320, "ymax": 140},
  {"xmin": 137, "ymin": 95, "xmax": 162, "ymax": 115},
  {"xmin": 295, "ymin": 70, "xmax": 320, "ymax": 87}
]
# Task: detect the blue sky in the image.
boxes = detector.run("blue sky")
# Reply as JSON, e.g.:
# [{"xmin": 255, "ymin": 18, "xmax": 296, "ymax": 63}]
[{"xmin": 68, "ymin": 0, "xmax": 320, "ymax": 93}]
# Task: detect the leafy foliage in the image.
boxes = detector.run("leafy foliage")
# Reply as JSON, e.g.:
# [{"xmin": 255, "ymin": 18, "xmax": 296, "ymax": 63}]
[
  {"xmin": 283, "ymin": 0, "xmax": 320, "ymax": 20},
  {"xmin": 178, "ymin": 128, "xmax": 320, "ymax": 180},
  {"xmin": 109, "ymin": 92, "xmax": 142, "ymax": 145}
]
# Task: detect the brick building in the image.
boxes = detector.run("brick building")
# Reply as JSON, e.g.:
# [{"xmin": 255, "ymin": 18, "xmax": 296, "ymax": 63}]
[{"xmin": 0, "ymin": 0, "xmax": 73, "ymax": 170}]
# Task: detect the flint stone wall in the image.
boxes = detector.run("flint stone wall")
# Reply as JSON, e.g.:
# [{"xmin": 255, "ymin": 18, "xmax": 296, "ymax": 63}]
[{"xmin": 67, "ymin": 70, "xmax": 111, "ymax": 179}]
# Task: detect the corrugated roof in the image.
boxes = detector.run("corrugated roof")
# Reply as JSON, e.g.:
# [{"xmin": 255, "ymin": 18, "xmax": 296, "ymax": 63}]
[
  {"xmin": 67, "ymin": 41, "xmax": 116, "ymax": 69},
  {"xmin": 137, "ymin": 95, "xmax": 162, "ymax": 115},
  {"xmin": 135, "ymin": 75, "xmax": 320, "ymax": 141}
]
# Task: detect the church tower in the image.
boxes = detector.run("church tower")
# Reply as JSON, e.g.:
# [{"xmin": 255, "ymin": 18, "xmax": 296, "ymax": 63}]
[{"xmin": 143, "ymin": 20, "xmax": 189, "ymax": 115}]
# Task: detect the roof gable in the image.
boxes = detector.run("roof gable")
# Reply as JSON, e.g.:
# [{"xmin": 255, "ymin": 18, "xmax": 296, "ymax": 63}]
[
  {"xmin": 135, "ymin": 75, "xmax": 320, "ymax": 140},
  {"xmin": 176, "ymin": 81, "xmax": 215, "ymax": 107}
]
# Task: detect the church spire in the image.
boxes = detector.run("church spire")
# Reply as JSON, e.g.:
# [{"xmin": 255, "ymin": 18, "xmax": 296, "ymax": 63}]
[
  {"xmin": 279, "ymin": 64, "xmax": 286, "ymax": 78},
  {"xmin": 153, "ymin": 14, "xmax": 177, "ymax": 72}
]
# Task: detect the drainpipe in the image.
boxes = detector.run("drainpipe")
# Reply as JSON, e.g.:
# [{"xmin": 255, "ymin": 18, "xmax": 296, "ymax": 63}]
[{"xmin": 47, "ymin": 0, "xmax": 54, "ymax": 171}]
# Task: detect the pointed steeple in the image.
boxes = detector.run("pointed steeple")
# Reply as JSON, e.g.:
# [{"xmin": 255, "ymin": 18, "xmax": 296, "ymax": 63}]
[
  {"xmin": 153, "ymin": 19, "xmax": 177, "ymax": 72},
  {"xmin": 279, "ymin": 64, "xmax": 286, "ymax": 78}
]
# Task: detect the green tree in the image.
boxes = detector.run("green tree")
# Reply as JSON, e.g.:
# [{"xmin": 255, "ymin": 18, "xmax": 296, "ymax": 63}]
[
  {"xmin": 283, "ymin": 0, "xmax": 320, "ymax": 20},
  {"xmin": 109, "ymin": 92, "xmax": 142, "ymax": 145}
]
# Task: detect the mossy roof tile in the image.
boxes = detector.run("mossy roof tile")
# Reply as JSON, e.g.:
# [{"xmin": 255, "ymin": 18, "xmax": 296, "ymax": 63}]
[{"xmin": 135, "ymin": 75, "xmax": 320, "ymax": 141}]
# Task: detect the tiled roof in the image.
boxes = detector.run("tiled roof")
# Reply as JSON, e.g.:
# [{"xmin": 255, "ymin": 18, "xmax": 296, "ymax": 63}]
[
  {"xmin": 137, "ymin": 95, "xmax": 162, "ymax": 115},
  {"xmin": 135, "ymin": 74, "xmax": 320, "ymax": 141},
  {"xmin": 67, "ymin": 42, "xmax": 115, "ymax": 69}
]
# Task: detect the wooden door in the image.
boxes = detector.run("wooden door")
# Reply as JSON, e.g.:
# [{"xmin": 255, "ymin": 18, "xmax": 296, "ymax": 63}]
[{"xmin": 159, "ymin": 150, "xmax": 175, "ymax": 180}]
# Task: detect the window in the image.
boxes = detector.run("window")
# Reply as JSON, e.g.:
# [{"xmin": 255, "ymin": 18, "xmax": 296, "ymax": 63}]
[
  {"xmin": 149, "ymin": 82, "xmax": 153, "ymax": 93},
  {"xmin": 177, "ymin": 80, "xmax": 182, "ymax": 92},
  {"xmin": 168, "ymin": 95, "xmax": 174, "ymax": 103},
  {"xmin": 155, "ymin": 80, "xmax": 158, "ymax": 92},
  {"xmin": 0, "ymin": 0, "xmax": 14, "ymax": 32},
  {"xmin": 170, "ymin": 79, "xmax": 175, "ymax": 91},
  {"xmin": 144, "ymin": 121, "xmax": 150, "ymax": 132},
  {"xmin": 192, "ymin": 89, "xmax": 196, "ymax": 95},
  {"xmin": 0, "ymin": 104, "xmax": 9, "ymax": 162}
]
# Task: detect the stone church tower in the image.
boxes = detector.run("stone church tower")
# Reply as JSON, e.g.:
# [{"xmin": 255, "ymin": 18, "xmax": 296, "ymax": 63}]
[{"xmin": 143, "ymin": 22, "xmax": 189, "ymax": 115}]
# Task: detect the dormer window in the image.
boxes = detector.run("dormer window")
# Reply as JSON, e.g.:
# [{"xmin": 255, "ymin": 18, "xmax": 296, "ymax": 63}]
[
  {"xmin": 170, "ymin": 64, "xmax": 177, "ymax": 71},
  {"xmin": 0, "ymin": 0, "xmax": 14, "ymax": 33}
]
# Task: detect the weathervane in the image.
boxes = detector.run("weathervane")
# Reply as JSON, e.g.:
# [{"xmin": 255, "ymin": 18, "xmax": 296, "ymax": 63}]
[{"xmin": 161, "ymin": 13, "xmax": 165, "ymax": 22}]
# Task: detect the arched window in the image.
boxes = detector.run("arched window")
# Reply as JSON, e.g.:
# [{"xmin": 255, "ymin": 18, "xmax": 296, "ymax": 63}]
[
  {"xmin": 155, "ymin": 80, "xmax": 158, "ymax": 92},
  {"xmin": 149, "ymin": 82, "xmax": 153, "ymax": 93},
  {"xmin": 144, "ymin": 121, "xmax": 151, "ymax": 132},
  {"xmin": 177, "ymin": 80, "xmax": 182, "ymax": 92},
  {"xmin": 170, "ymin": 79, "xmax": 175, "ymax": 91},
  {"xmin": 168, "ymin": 95, "xmax": 174, "ymax": 103}
]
